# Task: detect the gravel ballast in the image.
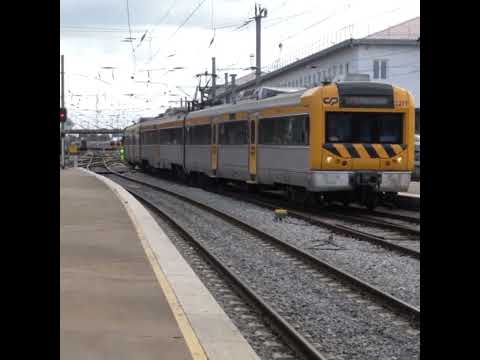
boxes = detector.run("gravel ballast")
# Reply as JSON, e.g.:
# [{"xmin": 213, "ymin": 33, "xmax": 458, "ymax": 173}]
[
  {"xmin": 145, "ymin": 209, "xmax": 299, "ymax": 360},
  {"xmin": 111, "ymin": 175, "xmax": 420, "ymax": 360},
  {"xmin": 123, "ymin": 172, "xmax": 420, "ymax": 308}
]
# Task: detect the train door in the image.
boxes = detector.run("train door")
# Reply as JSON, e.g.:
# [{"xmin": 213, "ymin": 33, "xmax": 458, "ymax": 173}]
[
  {"xmin": 211, "ymin": 120, "xmax": 218, "ymax": 175},
  {"xmin": 248, "ymin": 114, "xmax": 257, "ymax": 181}
]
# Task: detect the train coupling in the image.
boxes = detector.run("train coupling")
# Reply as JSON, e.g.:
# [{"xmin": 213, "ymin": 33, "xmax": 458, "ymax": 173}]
[
  {"xmin": 350, "ymin": 172, "xmax": 382, "ymax": 210},
  {"xmin": 350, "ymin": 171, "xmax": 382, "ymax": 190}
]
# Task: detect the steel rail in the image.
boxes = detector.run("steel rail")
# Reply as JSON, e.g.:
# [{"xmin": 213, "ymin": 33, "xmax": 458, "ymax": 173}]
[{"xmin": 103, "ymin": 165, "xmax": 420, "ymax": 325}]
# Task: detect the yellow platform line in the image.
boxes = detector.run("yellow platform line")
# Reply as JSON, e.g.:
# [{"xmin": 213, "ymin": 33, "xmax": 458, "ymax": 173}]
[
  {"xmin": 106, "ymin": 177, "xmax": 208, "ymax": 360},
  {"xmin": 138, "ymin": 229, "xmax": 208, "ymax": 360}
]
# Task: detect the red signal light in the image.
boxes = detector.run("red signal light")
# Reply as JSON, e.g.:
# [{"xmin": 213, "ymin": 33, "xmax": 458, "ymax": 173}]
[{"xmin": 60, "ymin": 108, "xmax": 67, "ymax": 123}]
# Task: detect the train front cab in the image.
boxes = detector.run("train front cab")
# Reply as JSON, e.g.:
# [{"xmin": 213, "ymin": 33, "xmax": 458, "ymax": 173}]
[{"xmin": 303, "ymin": 82, "xmax": 415, "ymax": 208}]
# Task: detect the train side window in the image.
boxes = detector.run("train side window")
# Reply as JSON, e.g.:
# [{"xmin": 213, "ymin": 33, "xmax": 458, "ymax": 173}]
[
  {"xmin": 212, "ymin": 124, "xmax": 217, "ymax": 144},
  {"xmin": 258, "ymin": 115, "xmax": 309, "ymax": 145},
  {"xmin": 219, "ymin": 121, "xmax": 248, "ymax": 145},
  {"xmin": 177, "ymin": 127, "xmax": 184, "ymax": 144},
  {"xmin": 185, "ymin": 127, "xmax": 191, "ymax": 145},
  {"xmin": 189, "ymin": 124, "xmax": 211, "ymax": 145},
  {"xmin": 250, "ymin": 121, "xmax": 255, "ymax": 144}
]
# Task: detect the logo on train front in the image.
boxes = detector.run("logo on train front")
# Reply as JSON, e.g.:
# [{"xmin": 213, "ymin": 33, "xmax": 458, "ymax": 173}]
[{"xmin": 323, "ymin": 97, "xmax": 339, "ymax": 105}]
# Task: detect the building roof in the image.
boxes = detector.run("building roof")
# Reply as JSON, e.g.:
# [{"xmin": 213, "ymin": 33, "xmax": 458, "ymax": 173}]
[
  {"xmin": 235, "ymin": 72, "xmax": 257, "ymax": 85},
  {"xmin": 217, "ymin": 38, "xmax": 419, "ymax": 96},
  {"xmin": 366, "ymin": 17, "xmax": 420, "ymax": 40}
]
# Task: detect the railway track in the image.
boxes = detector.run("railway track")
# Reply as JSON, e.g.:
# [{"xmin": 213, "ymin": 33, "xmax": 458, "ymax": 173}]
[
  {"xmin": 83, "ymin": 156, "xmax": 420, "ymax": 257},
  {"xmin": 215, "ymin": 190, "xmax": 420, "ymax": 259},
  {"xmin": 94, "ymin": 161, "xmax": 420, "ymax": 303},
  {"xmin": 96, "ymin": 159, "xmax": 419, "ymax": 360},
  {"xmin": 324, "ymin": 203, "xmax": 420, "ymax": 225}
]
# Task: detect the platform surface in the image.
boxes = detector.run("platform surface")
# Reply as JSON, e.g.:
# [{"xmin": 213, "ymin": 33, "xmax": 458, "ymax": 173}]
[
  {"xmin": 407, "ymin": 181, "xmax": 420, "ymax": 195},
  {"xmin": 60, "ymin": 168, "xmax": 193, "ymax": 360},
  {"xmin": 60, "ymin": 168, "xmax": 259, "ymax": 360},
  {"xmin": 399, "ymin": 181, "xmax": 420, "ymax": 199}
]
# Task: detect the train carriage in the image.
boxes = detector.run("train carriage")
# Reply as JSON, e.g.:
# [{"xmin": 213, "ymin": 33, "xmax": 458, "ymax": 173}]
[
  {"xmin": 124, "ymin": 122, "xmax": 142, "ymax": 164},
  {"xmin": 124, "ymin": 82, "xmax": 415, "ymax": 209}
]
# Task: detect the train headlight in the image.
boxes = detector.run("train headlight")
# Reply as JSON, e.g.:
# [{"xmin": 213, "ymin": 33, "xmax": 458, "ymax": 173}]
[
  {"xmin": 396, "ymin": 156, "xmax": 403, "ymax": 163},
  {"xmin": 326, "ymin": 156, "xmax": 333, "ymax": 163}
]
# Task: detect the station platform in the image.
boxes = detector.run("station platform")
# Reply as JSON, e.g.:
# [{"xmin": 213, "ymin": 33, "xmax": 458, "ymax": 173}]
[
  {"xmin": 396, "ymin": 181, "xmax": 420, "ymax": 210},
  {"xmin": 402, "ymin": 181, "xmax": 420, "ymax": 197},
  {"xmin": 60, "ymin": 168, "xmax": 259, "ymax": 360}
]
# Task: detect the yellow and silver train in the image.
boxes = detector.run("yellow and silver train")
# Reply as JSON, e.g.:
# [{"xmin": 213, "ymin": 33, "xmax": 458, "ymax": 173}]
[{"xmin": 124, "ymin": 82, "xmax": 415, "ymax": 209}]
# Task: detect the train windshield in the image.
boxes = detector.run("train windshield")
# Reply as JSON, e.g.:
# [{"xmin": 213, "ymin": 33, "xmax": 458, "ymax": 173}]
[{"xmin": 326, "ymin": 112, "xmax": 403, "ymax": 144}]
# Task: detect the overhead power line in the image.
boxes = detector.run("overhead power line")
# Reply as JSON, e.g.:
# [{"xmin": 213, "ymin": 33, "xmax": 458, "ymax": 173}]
[
  {"xmin": 145, "ymin": 0, "xmax": 208, "ymax": 66},
  {"xmin": 135, "ymin": 0, "xmax": 176, "ymax": 51},
  {"xmin": 170, "ymin": 0, "xmax": 208, "ymax": 40},
  {"xmin": 125, "ymin": 0, "xmax": 137, "ymax": 71}
]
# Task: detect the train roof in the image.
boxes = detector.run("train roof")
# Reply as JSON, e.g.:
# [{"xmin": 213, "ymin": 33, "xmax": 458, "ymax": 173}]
[
  {"xmin": 187, "ymin": 89, "xmax": 306, "ymax": 119},
  {"xmin": 125, "ymin": 82, "xmax": 411, "ymax": 130}
]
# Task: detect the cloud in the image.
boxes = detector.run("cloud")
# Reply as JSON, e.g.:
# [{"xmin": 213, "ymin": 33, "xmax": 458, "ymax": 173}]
[{"xmin": 61, "ymin": 0, "xmax": 252, "ymax": 28}]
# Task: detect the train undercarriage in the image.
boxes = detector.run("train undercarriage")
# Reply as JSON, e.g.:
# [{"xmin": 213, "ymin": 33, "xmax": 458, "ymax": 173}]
[{"xmin": 133, "ymin": 160, "xmax": 401, "ymax": 210}]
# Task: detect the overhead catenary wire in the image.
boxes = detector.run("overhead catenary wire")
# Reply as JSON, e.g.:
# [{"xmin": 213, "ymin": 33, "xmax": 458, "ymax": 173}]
[
  {"xmin": 135, "ymin": 0, "xmax": 177, "ymax": 51},
  {"xmin": 263, "ymin": 10, "xmax": 311, "ymax": 29},
  {"xmin": 146, "ymin": 0, "xmax": 208, "ymax": 65},
  {"xmin": 125, "ymin": 0, "xmax": 137, "ymax": 72},
  {"xmin": 276, "ymin": 0, "xmax": 350, "ymax": 43},
  {"xmin": 209, "ymin": 0, "xmax": 216, "ymax": 47}
]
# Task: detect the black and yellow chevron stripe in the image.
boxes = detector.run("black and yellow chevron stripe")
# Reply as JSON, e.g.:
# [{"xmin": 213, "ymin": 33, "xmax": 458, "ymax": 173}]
[{"xmin": 323, "ymin": 143, "xmax": 407, "ymax": 159}]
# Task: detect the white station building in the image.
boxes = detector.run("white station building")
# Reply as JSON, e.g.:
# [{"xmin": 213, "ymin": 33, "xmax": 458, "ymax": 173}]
[{"xmin": 215, "ymin": 17, "xmax": 420, "ymax": 133}]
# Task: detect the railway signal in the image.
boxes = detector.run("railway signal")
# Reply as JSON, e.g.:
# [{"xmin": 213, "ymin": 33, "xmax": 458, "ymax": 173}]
[{"xmin": 60, "ymin": 107, "xmax": 67, "ymax": 123}]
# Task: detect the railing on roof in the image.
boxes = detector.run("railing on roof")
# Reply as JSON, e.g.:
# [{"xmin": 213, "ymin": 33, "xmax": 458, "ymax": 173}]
[{"xmin": 261, "ymin": 22, "xmax": 419, "ymax": 74}]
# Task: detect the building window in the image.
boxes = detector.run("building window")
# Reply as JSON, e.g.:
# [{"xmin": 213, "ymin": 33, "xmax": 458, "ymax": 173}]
[
  {"xmin": 317, "ymin": 72, "xmax": 322, "ymax": 82},
  {"xmin": 339, "ymin": 64, "xmax": 343, "ymax": 75},
  {"xmin": 323, "ymin": 70, "xmax": 327, "ymax": 80},
  {"xmin": 333, "ymin": 65, "xmax": 337, "ymax": 77},
  {"xmin": 345, "ymin": 63, "xmax": 349, "ymax": 74},
  {"xmin": 308, "ymin": 74, "xmax": 311, "ymax": 86},
  {"xmin": 373, "ymin": 60, "xmax": 388, "ymax": 79},
  {"xmin": 299, "ymin": 77, "xmax": 303, "ymax": 86},
  {"xmin": 381, "ymin": 60, "xmax": 387, "ymax": 79}
]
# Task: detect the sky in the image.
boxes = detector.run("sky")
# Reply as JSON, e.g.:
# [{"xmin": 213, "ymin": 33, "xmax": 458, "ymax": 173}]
[{"xmin": 60, "ymin": 0, "xmax": 420, "ymax": 129}]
